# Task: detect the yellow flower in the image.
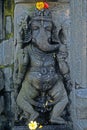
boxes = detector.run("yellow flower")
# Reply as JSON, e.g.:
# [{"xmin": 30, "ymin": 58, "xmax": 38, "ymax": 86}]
[
  {"xmin": 39, "ymin": 125, "xmax": 43, "ymax": 129},
  {"xmin": 36, "ymin": 2, "xmax": 44, "ymax": 10},
  {"xmin": 49, "ymin": 100, "xmax": 53, "ymax": 103},
  {"xmin": 28, "ymin": 121, "xmax": 38, "ymax": 130}
]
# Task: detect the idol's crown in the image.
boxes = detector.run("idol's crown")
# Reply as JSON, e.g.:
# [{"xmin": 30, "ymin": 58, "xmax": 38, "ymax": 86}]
[{"xmin": 32, "ymin": 8, "xmax": 52, "ymax": 21}]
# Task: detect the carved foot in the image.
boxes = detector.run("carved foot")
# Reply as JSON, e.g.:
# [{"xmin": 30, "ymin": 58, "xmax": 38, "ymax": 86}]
[
  {"xmin": 50, "ymin": 117, "xmax": 67, "ymax": 124},
  {"xmin": 28, "ymin": 111, "xmax": 39, "ymax": 123}
]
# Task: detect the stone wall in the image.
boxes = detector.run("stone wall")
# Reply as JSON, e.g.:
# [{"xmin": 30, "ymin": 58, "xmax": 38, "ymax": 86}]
[{"xmin": 70, "ymin": 0, "xmax": 87, "ymax": 130}]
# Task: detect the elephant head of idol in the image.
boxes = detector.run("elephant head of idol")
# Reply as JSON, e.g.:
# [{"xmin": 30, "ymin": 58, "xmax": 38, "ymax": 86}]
[{"xmin": 22, "ymin": 9, "xmax": 60, "ymax": 52}]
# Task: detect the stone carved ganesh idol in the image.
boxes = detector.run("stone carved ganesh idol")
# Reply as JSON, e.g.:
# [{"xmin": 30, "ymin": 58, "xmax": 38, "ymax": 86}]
[{"xmin": 14, "ymin": 7, "xmax": 71, "ymax": 125}]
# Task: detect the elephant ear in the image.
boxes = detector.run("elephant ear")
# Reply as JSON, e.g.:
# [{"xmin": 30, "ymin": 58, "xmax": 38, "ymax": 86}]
[
  {"xmin": 51, "ymin": 24, "xmax": 60, "ymax": 44},
  {"xmin": 58, "ymin": 28, "xmax": 66, "ymax": 44},
  {"xmin": 22, "ymin": 28, "xmax": 32, "ymax": 44},
  {"xmin": 22, "ymin": 15, "xmax": 32, "ymax": 47}
]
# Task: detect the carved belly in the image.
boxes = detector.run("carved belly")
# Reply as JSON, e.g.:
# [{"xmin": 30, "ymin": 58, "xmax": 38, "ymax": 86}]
[{"xmin": 27, "ymin": 66, "xmax": 58, "ymax": 91}]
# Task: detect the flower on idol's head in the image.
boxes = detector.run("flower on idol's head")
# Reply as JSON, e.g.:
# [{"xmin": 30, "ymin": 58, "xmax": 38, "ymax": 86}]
[
  {"xmin": 28, "ymin": 121, "xmax": 38, "ymax": 130},
  {"xmin": 36, "ymin": 2, "xmax": 44, "ymax": 10},
  {"xmin": 36, "ymin": 2, "xmax": 49, "ymax": 10},
  {"xmin": 44, "ymin": 2, "xmax": 49, "ymax": 9}
]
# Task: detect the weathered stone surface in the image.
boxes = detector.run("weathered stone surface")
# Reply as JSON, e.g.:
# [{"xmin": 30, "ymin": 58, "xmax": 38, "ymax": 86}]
[
  {"xmin": 0, "ymin": 1, "xmax": 3, "ymax": 40},
  {"xmin": 70, "ymin": 88, "xmax": 87, "ymax": 130},
  {"xmin": 14, "ymin": 3, "xmax": 34, "ymax": 45},
  {"xmin": 58, "ymin": 0, "xmax": 70, "ymax": 2},
  {"xmin": 70, "ymin": 0, "xmax": 87, "ymax": 129},
  {"xmin": 3, "ymin": 67, "xmax": 13, "ymax": 91},
  {"xmin": 6, "ymin": 16, "xmax": 12, "ymax": 34},
  {"xmin": 0, "ymin": 38, "xmax": 14, "ymax": 66},
  {"xmin": 0, "ymin": 43, "xmax": 4, "ymax": 65},
  {"xmin": 74, "ymin": 120, "xmax": 87, "ymax": 130},
  {"xmin": 70, "ymin": 0, "xmax": 87, "ymax": 88},
  {"xmin": 51, "ymin": 3, "xmax": 70, "ymax": 44},
  {"xmin": 70, "ymin": 88, "xmax": 76, "ymax": 122},
  {"xmin": 75, "ymin": 89, "xmax": 87, "ymax": 119}
]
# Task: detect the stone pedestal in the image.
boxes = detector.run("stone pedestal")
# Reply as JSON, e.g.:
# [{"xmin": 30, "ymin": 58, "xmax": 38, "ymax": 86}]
[{"xmin": 14, "ymin": 125, "xmax": 72, "ymax": 130}]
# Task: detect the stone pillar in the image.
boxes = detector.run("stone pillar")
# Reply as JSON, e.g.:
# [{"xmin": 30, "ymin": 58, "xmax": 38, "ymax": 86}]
[
  {"xmin": 70, "ymin": 0, "xmax": 87, "ymax": 88},
  {"xmin": 70, "ymin": 0, "xmax": 87, "ymax": 130},
  {"xmin": 0, "ymin": 0, "xmax": 3, "ymax": 41}
]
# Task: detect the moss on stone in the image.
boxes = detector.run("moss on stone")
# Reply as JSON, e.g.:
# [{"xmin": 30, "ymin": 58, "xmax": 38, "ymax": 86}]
[
  {"xmin": 4, "ymin": 0, "xmax": 14, "ymax": 39},
  {"xmin": 6, "ymin": 33, "xmax": 13, "ymax": 40},
  {"xmin": 0, "ymin": 64, "xmax": 14, "ymax": 69},
  {"xmin": 4, "ymin": 0, "xmax": 14, "ymax": 17}
]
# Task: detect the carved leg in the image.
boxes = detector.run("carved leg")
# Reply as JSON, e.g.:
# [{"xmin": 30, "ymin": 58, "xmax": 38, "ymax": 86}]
[
  {"xmin": 16, "ymin": 80, "xmax": 39, "ymax": 122},
  {"xmin": 49, "ymin": 80, "xmax": 68, "ymax": 124}
]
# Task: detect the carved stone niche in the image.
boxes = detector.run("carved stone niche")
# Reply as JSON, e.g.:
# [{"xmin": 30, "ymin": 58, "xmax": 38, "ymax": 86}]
[
  {"xmin": 14, "ymin": 0, "xmax": 72, "ymax": 129},
  {"xmin": 14, "ymin": 5, "xmax": 72, "ymax": 130}
]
